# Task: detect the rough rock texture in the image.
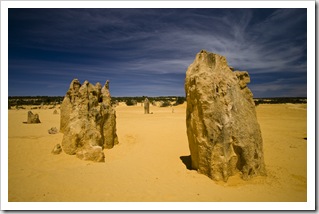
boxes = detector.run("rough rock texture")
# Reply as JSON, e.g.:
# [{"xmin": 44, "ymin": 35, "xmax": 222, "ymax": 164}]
[
  {"xmin": 185, "ymin": 50, "xmax": 266, "ymax": 181},
  {"xmin": 60, "ymin": 79, "xmax": 119, "ymax": 162},
  {"xmin": 76, "ymin": 146, "xmax": 105, "ymax": 162},
  {"xmin": 51, "ymin": 144, "xmax": 62, "ymax": 155},
  {"xmin": 26, "ymin": 111, "xmax": 41, "ymax": 124},
  {"xmin": 144, "ymin": 98, "xmax": 150, "ymax": 114},
  {"xmin": 53, "ymin": 109, "xmax": 59, "ymax": 115},
  {"xmin": 48, "ymin": 127, "xmax": 58, "ymax": 134}
]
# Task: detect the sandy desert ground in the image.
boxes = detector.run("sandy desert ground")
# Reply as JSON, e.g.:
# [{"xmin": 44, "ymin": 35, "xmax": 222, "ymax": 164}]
[{"xmin": 8, "ymin": 103, "xmax": 307, "ymax": 202}]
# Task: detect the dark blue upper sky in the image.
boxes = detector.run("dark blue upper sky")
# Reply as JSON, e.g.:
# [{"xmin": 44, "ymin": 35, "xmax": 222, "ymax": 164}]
[{"xmin": 8, "ymin": 8, "xmax": 307, "ymax": 97}]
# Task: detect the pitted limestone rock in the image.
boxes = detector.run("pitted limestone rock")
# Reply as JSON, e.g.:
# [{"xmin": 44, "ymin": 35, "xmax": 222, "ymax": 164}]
[
  {"xmin": 185, "ymin": 50, "xmax": 266, "ymax": 181},
  {"xmin": 60, "ymin": 79, "xmax": 119, "ymax": 162}
]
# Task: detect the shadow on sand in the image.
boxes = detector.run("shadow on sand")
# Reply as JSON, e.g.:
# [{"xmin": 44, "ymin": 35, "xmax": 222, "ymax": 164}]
[{"xmin": 180, "ymin": 155, "xmax": 195, "ymax": 170}]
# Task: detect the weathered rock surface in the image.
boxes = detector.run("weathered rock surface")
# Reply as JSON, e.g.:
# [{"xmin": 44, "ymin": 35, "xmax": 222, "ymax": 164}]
[
  {"xmin": 53, "ymin": 109, "xmax": 59, "ymax": 115},
  {"xmin": 60, "ymin": 79, "xmax": 119, "ymax": 162},
  {"xmin": 76, "ymin": 146, "xmax": 105, "ymax": 162},
  {"xmin": 26, "ymin": 111, "xmax": 41, "ymax": 124},
  {"xmin": 48, "ymin": 127, "xmax": 58, "ymax": 134},
  {"xmin": 185, "ymin": 50, "xmax": 266, "ymax": 181}
]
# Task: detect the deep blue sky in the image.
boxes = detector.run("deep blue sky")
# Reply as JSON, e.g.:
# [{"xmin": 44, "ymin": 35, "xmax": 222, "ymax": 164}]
[{"xmin": 8, "ymin": 8, "xmax": 307, "ymax": 97}]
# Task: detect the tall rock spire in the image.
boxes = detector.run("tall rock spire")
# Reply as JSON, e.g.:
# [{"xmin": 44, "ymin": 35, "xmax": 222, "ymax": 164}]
[{"xmin": 185, "ymin": 50, "xmax": 266, "ymax": 181}]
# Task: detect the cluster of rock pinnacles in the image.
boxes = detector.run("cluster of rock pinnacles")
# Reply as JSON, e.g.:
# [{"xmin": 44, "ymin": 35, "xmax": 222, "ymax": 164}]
[
  {"xmin": 57, "ymin": 50, "xmax": 266, "ymax": 182},
  {"xmin": 59, "ymin": 79, "xmax": 119, "ymax": 162}
]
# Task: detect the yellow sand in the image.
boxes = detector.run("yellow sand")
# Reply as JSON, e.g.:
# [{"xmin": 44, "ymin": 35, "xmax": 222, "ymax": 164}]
[{"xmin": 8, "ymin": 103, "xmax": 307, "ymax": 202}]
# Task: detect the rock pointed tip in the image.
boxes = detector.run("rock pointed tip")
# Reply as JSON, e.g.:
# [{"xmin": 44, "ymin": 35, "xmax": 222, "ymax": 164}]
[
  {"xmin": 103, "ymin": 80, "xmax": 110, "ymax": 89},
  {"xmin": 198, "ymin": 50, "xmax": 212, "ymax": 57},
  {"xmin": 196, "ymin": 50, "xmax": 219, "ymax": 60},
  {"xmin": 199, "ymin": 49, "xmax": 217, "ymax": 55},
  {"xmin": 72, "ymin": 79, "xmax": 81, "ymax": 84},
  {"xmin": 71, "ymin": 78, "xmax": 80, "ymax": 83},
  {"xmin": 197, "ymin": 50, "xmax": 225, "ymax": 58},
  {"xmin": 68, "ymin": 79, "xmax": 81, "ymax": 91}
]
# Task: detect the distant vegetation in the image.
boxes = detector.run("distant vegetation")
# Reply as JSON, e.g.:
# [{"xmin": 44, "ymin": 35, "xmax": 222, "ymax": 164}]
[
  {"xmin": 254, "ymin": 97, "xmax": 307, "ymax": 106},
  {"xmin": 8, "ymin": 96, "xmax": 306, "ymax": 109},
  {"xmin": 113, "ymin": 96, "xmax": 185, "ymax": 103},
  {"xmin": 114, "ymin": 96, "xmax": 185, "ymax": 107},
  {"xmin": 8, "ymin": 96, "xmax": 64, "ymax": 108},
  {"xmin": 8, "ymin": 96, "xmax": 186, "ymax": 108}
]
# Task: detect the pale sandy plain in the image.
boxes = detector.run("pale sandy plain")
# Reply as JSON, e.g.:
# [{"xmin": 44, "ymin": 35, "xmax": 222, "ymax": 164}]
[{"xmin": 8, "ymin": 103, "xmax": 307, "ymax": 202}]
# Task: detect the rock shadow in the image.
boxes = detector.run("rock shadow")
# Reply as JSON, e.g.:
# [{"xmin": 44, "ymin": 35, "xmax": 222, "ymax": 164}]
[{"xmin": 180, "ymin": 155, "xmax": 194, "ymax": 170}]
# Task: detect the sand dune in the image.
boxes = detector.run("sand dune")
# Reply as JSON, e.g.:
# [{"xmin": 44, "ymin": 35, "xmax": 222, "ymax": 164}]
[{"xmin": 8, "ymin": 103, "xmax": 307, "ymax": 202}]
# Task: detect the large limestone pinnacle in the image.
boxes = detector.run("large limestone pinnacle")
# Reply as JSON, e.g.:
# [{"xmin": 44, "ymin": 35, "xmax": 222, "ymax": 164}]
[
  {"xmin": 60, "ymin": 79, "xmax": 119, "ymax": 162},
  {"xmin": 185, "ymin": 50, "xmax": 266, "ymax": 181}
]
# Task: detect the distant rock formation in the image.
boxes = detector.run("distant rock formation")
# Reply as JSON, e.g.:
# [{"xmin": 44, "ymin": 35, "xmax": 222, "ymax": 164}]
[
  {"xmin": 144, "ymin": 98, "xmax": 150, "ymax": 114},
  {"xmin": 51, "ymin": 144, "xmax": 62, "ymax": 155},
  {"xmin": 26, "ymin": 111, "xmax": 41, "ymax": 124},
  {"xmin": 53, "ymin": 109, "xmax": 58, "ymax": 114},
  {"xmin": 60, "ymin": 79, "xmax": 119, "ymax": 162},
  {"xmin": 185, "ymin": 50, "xmax": 266, "ymax": 181},
  {"xmin": 151, "ymin": 100, "xmax": 157, "ymax": 106},
  {"xmin": 48, "ymin": 127, "xmax": 58, "ymax": 134}
]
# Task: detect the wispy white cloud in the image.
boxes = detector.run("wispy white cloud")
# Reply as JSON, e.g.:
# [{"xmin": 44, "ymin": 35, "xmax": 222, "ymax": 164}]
[
  {"xmin": 8, "ymin": 8, "xmax": 307, "ymax": 97},
  {"xmin": 250, "ymin": 78, "xmax": 306, "ymax": 97}
]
